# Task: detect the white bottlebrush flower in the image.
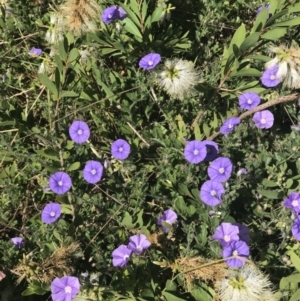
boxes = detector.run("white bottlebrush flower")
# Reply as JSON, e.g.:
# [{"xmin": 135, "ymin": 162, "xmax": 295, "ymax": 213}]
[
  {"xmin": 45, "ymin": 13, "xmax": 64, "ymax": 45},
  {"xmin": 215, "ymin": 264, "xmax": 277, "ymax": 301},
  {"xmin": 265, "ymin": 42, "xmax": 300, "ymax": 89},
  {"xmin": 154, "ymin": 58, "xmax": 201, "ymax": 100},
  {"xmin": 38, "ymin": 61, "xmax": 46, "ymax": 74}
]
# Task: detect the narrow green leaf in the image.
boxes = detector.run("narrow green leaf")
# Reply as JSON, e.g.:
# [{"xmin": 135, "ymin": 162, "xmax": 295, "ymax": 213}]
[
  {"xmin": 275, "ymin": 17, "xmax": 300, "ymax": 27},
  {"xmin": 58, "ymin": 38, "xmax": 68, "ymax": 62},
  {"xmin": 54, "ymin": 54, "xmax": 64, "ymax": 75},
  {"xmin": 228, "ymin": 23, "xmax": 246, "ymax": 58},
  {"xmin": 61, "ymin": 91, "xmax": 78, "ymax": 98},
  {"xmin": 261, "ymin": 27, "xmax": 287, "ymax": 40},
  {"xmin": 120, "ymin": 5, "xmax": 141, "ymax": 28},
  {"xmin": 257, "ymin": 189, "xmax": 282, "ymax": 199},
  {"xmin": 123, "ymin": 18, "xmax": 143, "ymax": 40},
  {"xmin": 67, "ymin": 162, "xmax": 81, "ymax": 171},
  {"xmin": 38, "ymin": 74, "xmax": 58, "ymax": 99},
  {"xmin": 151, "ymin": 6, "xmax": 164, "ymax": 23},
  {"xmin": 162, "ymin": 291, "xmax": 187, "ymax": 301},
  {"xmin": 251, "ymin": 8, "xmax": 268, "ymax": 33},
  {"xmin": 266, "ymin": 9, "xmax": 289, "ymax": 26},
  {"xmin": 262, "ymin": 179, "xmax": 278, "ymax": 187},
  {"xmin": 290, "ymin": 289, "xmax": 300, "ymax": 301},
  {"xmin": 194, "ymin": 123, "xmax": 203, "ymax": 140},
  {"xmin": 68, "ymin": 48, "xmax": 79, "ymax": 63},
  {"xmin": 244, "ymin": 54, "xmax": 271, "ymax": 62},
  {"xmin": 240, "ymin": 33, "xmax": 260, "ymax": 52},
  {"xmin": 141, "ymin": 0, "xmax": 148, "ymax": 22},
  {"xmin": 269, "ymin": 0, "xmax": 278, "ymax": 15},
  {"xmin": 289, "ymin": 3, "xmax": 300, "ymax": 13},
  {"xmin": 230, "ymin": 68, "xmax": 261, "ymax": 77},
  {"xmin": 288, "ymin": 251, "xmax": 300, "ymax": 272},
  {"xmin": 35, "ymin": 149, "xmax": 60, "ymax": 162}
]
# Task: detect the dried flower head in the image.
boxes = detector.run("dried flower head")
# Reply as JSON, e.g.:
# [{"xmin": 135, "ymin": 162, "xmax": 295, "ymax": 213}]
[
  {"xmin": 265, "ymin": 42, "xmax": 300, "ymax": 89},
  {"xmin": 154, "ymin": 58, "xmax": 201, "ymax": 100},
  {"xmin": 215, "ymin": 264, "xmax": 277, "ymax": 301}
]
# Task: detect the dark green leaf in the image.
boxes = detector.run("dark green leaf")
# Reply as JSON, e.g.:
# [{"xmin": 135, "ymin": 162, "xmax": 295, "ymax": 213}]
[
  {"xmin": 38, "ymin": 74, "xmax": 58, "ymax": 99},
  {"xmin": 261, "ymin": 28, "xmax": 287, "ymax": 40}
]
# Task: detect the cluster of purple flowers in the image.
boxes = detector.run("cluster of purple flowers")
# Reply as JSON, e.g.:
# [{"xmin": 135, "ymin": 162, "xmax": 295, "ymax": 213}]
[
  {"xmin": 283, "ymin": 192, "xmax": 300, "ymax": 240},
  {"xmin": 101, "ymin": 6, "xmax": 127, "ymax": 24},
  {"xmin": 213, "ymin": 222, "xmax": 250, "ymax": 268}
]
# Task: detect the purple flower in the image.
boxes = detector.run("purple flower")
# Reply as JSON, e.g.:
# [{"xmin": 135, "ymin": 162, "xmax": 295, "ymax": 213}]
[
  {"xmin": 157, "ymin": 209, "xmax": 177, "ymax": 232},
  {"xmin": 111, "ymin": 139, "xmax": 130, "ymax": 160},
  {"xmin": 128, "ymin": 234, "xmax": 151, "ymax": 254},
  {"xmin": 51, "ymin": 276, "xmax": 80, "ymax": 301},
  {"xmin": 200, "ymin": 180, "xmax": 225, "ymax": 206},
  {"xmin": 139, "ymin": 53, "xmax": 161, "ymax": 70},
  {"xmin": 102, "ymin": 6, "xmax": 127, "ymax": 24},
  {"xmin": 256, "ymin": 4, "xmax": 270, "ymax": 17},
  {"xmin": 222, "ymin": 241, "xmax": 250, "ymax": 268},
  {"xmin": 253, "ymin": 110, "xmax": 274, "ymax": 129},
  {"xmin": 207, "ymin": 157, "xmax": 233, "ymax": 182},
  {"xmin": 200, "ymin": 140, "xmax": 219, "ymax": 161},
  {"xmin": 11, "ymin": 237, "xmax": 24, "ymax": 249},
  {"xmin": 83, "ymin": 160, "xmax": 103, "ymax": 184},
  {"xmin": 212, "ymin": 222, "xmax": 240, "ymax": 247},
  {"xmin": 112, "ymin": 245, "xmax": 132, "ymax": 267},
  {"xmin": 292, "ymin": 216, "xmax": 300, "ymax": 240},
  {"xmin": 284, "ymin": 192, "xmax": 300, "ymax": 213},
  {"xmin": 49, "ymin": 171, "xmax": 72, "ymax": 194},
  {"xmin": 261, "ymin": 65, "xmax": 281, "ymax": 87},
  {"xmin": 232, "ymin": 223, "xmax": 251, "ymax": 245},
  {"xmin": 69, "ymin": 120, "xmax": 90, "ymax": 144},
  {"xmin": 220, "ymin": 117, "xmax": 240, "ymax": 135},
  {"xmin": 28, "ymin": 47, "xmax": 42, "ymax": 56},
  {"xmin": 41, "ymin": 203, "xmax": 62, "ymax": 224},
  {"xmin": 237, "ymin": 168, "xmax": 247, "ymax": 177},
  {"xmin": 184, "ymin": 140, "xmax": 207, "ymax": 164},
  {"xmin": 239, "ymin": 92, "xmax": 261, "ymax": 110}
]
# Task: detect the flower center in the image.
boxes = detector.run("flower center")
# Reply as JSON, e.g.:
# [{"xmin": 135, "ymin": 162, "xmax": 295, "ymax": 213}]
[
  {"xmin": 247, "ymin": 99, "xmax": 252, "ymax": 104},
  {"xmin": 91, "ymin": 169, "xmax": 97, "ymax": 175},
  {"xmin": 270, "ymin": 75, "xmax": 276, "ymax": 80},
  {"xmin": 58, "ymin": 181, "xmax": 63, "ymax": 186},
  {"xmin": 260, "ymin": 118, "xmax": 266, "ymax": 124},
  {"xmin": 224, "ymin": 235, "xmax": 230, "ymax": 242},
  {"xmin": 77, "ymin": 129, "xmax": 83, "ymax": 135},
  {"xmin": 232, "ymin": 250, "xmax": 239, "ymax": 256},
  {"xmin": 219, "ymin": 167, "xmax": 225, "ymax": 174},
  {"xmin": 165, "ymin": 219, "xmax": 170, "ymax": 224},
  {"xmin": 210, "ymin": 190, "xmax": 216, "ymax": 196},
  {"xmin": 119, "ymin": 147, "xmax": 123, "ymax": 152},
  {"xmin": 123, "ymin": 254, "xmax": 129, "ymax": 260},
  {"xmin": 292, "ymin": 200, "xmax": 299, "ymax": 207},
  {"xmin": 65, "ymin": 286, "xmax": 72, "ymax": 294},
  {"xmin": 137, "ymin": 246, "xmax": 142, "ymax": 251},
  {"xmin": 148, "ymin": 60, "xmax": 153, "ymax": 66},
  {"xmin": 228, "ymin": 124, "xmax": 233, "ymax": 129},
  {"xmin": 50, "ymin": 211, "xmax": 56, "ymax": 217},
  {"xmin": 108, "ymin": 14, "xmax": 112, "ymax": 19},
  {"xmin": 193, "ymin": 149, "xmax": 199, "ymax": 155}
]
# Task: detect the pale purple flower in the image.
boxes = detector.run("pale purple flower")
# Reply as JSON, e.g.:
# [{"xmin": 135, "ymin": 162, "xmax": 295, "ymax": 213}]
[
  {"xmin": 51, "ymin": 276, "xmax": 80, "ymax": 301},
  {"xmin": 128, "ymin": 234, "xmax": 151, "ymax": 254},
  {"xmin": 184, "ymin": 140, "xmax": 207, "ymax": 164},
  {"xmin": 83, "ymin": 160, "xmax": 103, "ymax": 184},
  {"xmin": 111, "ymin": 139, "xmax": 130, "ymax": 160},
  {"xmin": 11, "ymin": 237, "xmax": 24, "ymax": 249},
  {"xmin": 41, "ymin": 203, "xmax": 62, "ymax": 224},
  {"xmin": 292, "ymin": 216, "xmax": 300, "ymax": 240},
  {"xmin": 139, "ymin": 53, "xmax": 161, "ymax": 70},
  {"xmin": 157, "ymin": 209, "xmax": 177, "ymax": 232},
  {"xmin": 49, "ymin": 171, "xmax": 72, "ymax": 194},
  {"xmin": 112, "ymin": 245, "xmax": 132, "ymax": 267},
  {"xmin": 222, "ymin": 241, "xmax": 250, "ymax": 268},
  {"xmin": 237, "ymin": 168, "xmax": 247, "ymax": 177},
  {"xmin": 239, "ymin": 92, "xmax": 261, "ymax": 110},
  {"xmin": 212, "ymin": 222, "xmax": 240, "ymax": 247},
  {"xmin": 69, "ymin": 120, "xmax": 90, "ymax": 144},
  {"xmin": 253, "ymin": 110, "xmax": 274, "ymax": 129},
  {"xmin": 29, "ymin": 47, "xmax": 42, "ymax": 56},
  {"xmin": 220, "ymin": 117, "xmax": 240, "ymax": 135},
  {"xmin": 232, "ymin": 223, "xmax": 251, "ymax": 245},
  {"xmin": 284, "ymin": 192, "xmax": 300, "ymax": 213},
  {"xmin": 102, "ymin": 6, "xmax": 127, "ymax": 24},
  {"xmin": 261, "ymin": 65, "xmax": 281, "ymax": 87},
  {"xmin": 200, "ymin": 180, "xmax": 225, "ymax": 206},
  {"xmin": 207, "ymin": 157, "xmax": 233, "ymax": 182},
  {"xmin": 200, "ymin": 140, "xmax": 219, "ymax": 161},
  {"xmin": 256, "ymin": 4, "xmax": 270, "ymax": 17}
]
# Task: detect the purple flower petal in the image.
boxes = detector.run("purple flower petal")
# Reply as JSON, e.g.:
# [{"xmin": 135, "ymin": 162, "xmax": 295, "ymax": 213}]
[
  {"xmin": 261, "ymin": 65, "xmax": 281, "ymax": 87},
  {"xmin": 83, "ymin": 160, "xmax": 103, "ymax": 184},
  {"xmin": 128, "ymin": 234, "xmax": 151, "ymax": 254},
  {"xmin": 69, "ymin": 120, "xmax": 90, "ymax": 144},
  {"xmin": 222, "ymin": 241, "xmax": 250, "ymax": 268},
  {"xmin": 253, "ymin": 110, "xmax": 274, "ymax": 129},
  {"xmin": 49, "ymin": 171, "xmax": 72, "ymax": 194},
  {"xmin": 112, "ymin": 245, "xmax": 132, "ymax": 267},
  {"xmin": 184, "ymin": 140, "xmax": 207, "ymax": 164},
  {"xmin": 41, "ymin": 203, "xmax": 62, "ymax": 224},
  {"xmin": 220, "ymin": 117, "xmax": 240, "ymax": 135},
  {"xmin": 200, "ymin": 140, "xmax": 219, "ymax": 161},
  {"xmin": 11, "ymin": 237, "xmax": 24, "ymax": 249},
  {"xmin": 157, "ymin": 209, "xmax": 177, "ymax": 232},
  {"xmin": 232, "ymin": 223, "xmax": 251, "ymax": 245},
  {"xmin": 212, "ymin": 222, "xmax": 240, "ymax": 247},
  {"xmin": 51, "ymin": 276, "xmax": 80, "ymax": 301},
  {"xmin": 239, "ymin": 92, "xmax": 261, "ymax": 110},
  {"xmin": 256, "ymin": 4, "xmax": 270, "ymax": 17},
  {"xmin": 283, "ymin": 192, "xmax": 300, "ymax": 213},
  {"xmin": 200, "ymin": 180, "xmax": 225, "ymax": 206},
  {"xmin": 139, "ymin": 53, "xmax": 161, "ymax": 70},
  {"xmin": 207, "ymin": 157, "xmax": 233, "ymax": 182},
  {"xmin": 29, "ymin": 47, "xmax": 42, "ymax": 56},
  {"xmin": 111, "ymin": 139, "xmax": 130, "ymax": 160}
]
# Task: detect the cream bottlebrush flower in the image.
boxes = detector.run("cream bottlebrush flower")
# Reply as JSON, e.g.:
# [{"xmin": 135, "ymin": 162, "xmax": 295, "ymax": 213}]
[
  {"xmin": 215, "ymin": 264, "xmax": 277, "ymax": 301},
  {"xmin": 265, "ymin": 42, "xmax": 300, "ymax": 89},
  {"xmin": 45, "ymin": 13, "xmax": 64, "ymax": 45},
  {"xmin": 154, "ymin": 59, "xmax": 201, "ymax": 100},
  {"xmin": 60, "ymin": 0, "xmax": 100, "ymax": 37}
]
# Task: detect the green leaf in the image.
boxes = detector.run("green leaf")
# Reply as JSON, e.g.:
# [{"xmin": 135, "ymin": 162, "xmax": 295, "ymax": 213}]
[
  {"xmin": 68, "ymin": 48, "xmax": 79, "ymax": 63},
  {"xmin": 178, "ymin": 183, "xmax": 194, "ymax": 199},
  {"xmin": 123, "ymin": 16, "xmax": 142, "ymax": 40},
  {"xmin": 261, "ymin": 27, "xmax": 287, "ymax": 40},
  {"xmin": 151, "ymin": 6, "xmax": 164, "ymax": 23},
  {"xmin": 58, "ymin": 38, "xmax": 68, "ymax": 62},
  {"xmin": 262, "ymin": 179, "xmax": 278, "ymax": 187},
  {"xmin": 175, "ymin": 198, "xmax": 186, "ymax": 214},
  {"xmin": 194, "ymin": 123, "xmax": 203, "ymax": 140},
  {"xmin": 251, "ymin": 8, "xmax": 269, "ymax": 33},
  {"xmin": 120, "ymin": 4, "xmax": 141, "ymax": 28},
  {"xmin": 269, "ymin": 0, "xmax": 278, "ymax": 15},
  {"xmin": 266, "ymin": 9, "xmax": 289, "ymax": 26},
  {"xmin": 162, "ymin": 291, "xmax": 187, "ymax": 301},
  {"xmin": 61, "ymin": 204, "xmax": 73, "ymax": 215},
  {"xmin": 285, "ymin": 273, "xmax": 300, "ymax": 283},
  {"xmin": 67, "ymin": 162, "xmax": 80, "ymax": 171},
  {"xmin": 54, "ymin": 54, "xmax": 64, "ymax": 75},
  {"xmin": 121, "ymin": 212, "xmax": 134, "ymax": 229},
  {"xmin": 35, "ymin": 149, "xmax": 60, "ymax": 162},
  {"xmin": 257, "ymin": 189, "xmax": 282, "ymax": 199},
  {"xmin": 288, "ymin": 251, "xmax": 300, "ymax": 272},
  {"xmin": 279, "ymin": 277, "xmax": 289, "ymax": 290},
  {"xmin": 38, "ymin": 74, "xmax": 58, "ymax": 99},
  {"xmin": 286, "ymin": 178, "xmax": 293, "ymax": 189},
  {"xmin": 275, "ymin": 17, "xmax": 300, "ymax": 27},
  {"xmin": 230, "ymin": 68, "xmax": 261, "ymax": 77},
  {"xmin": 141, "ymin": 0, "xmax": 148, "ymax": 22},
  {"xmin": 290, "ymin": 289, "xmax": 300, "ymax": 301},
  {"xmin": 228, "ymin": 23, "xmax": 246, "ymax": 58},
  {"xmin": 244, "ymin": 54, "xmax": 271, "ymax": 62},
  {"xmin": 61, "ymin": 91, "xmax": 78, "ymax": 98},
  {"xmin": 289, "ymin": 3, "xmax": 300, "ymax": 13},
  {"xmin": 239, "ymin": 33, "xmax": 260, "ymax": 52}
]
